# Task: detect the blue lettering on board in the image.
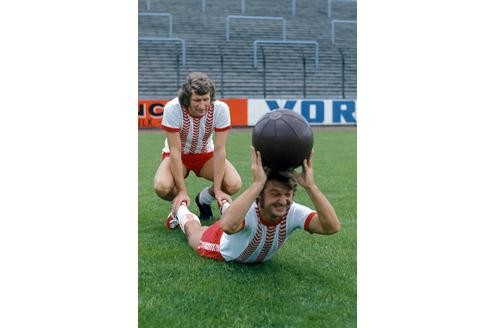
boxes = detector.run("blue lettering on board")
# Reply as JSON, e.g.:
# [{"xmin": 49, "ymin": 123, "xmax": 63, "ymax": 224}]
[
  {"xmin": 332, "ymin": 101, "xmax": 356, "ymax": 123},
  {"xmin": 265, "ymin": 100, "xmax": 297, "ymax": 110},
  {"xmin": 301, "ymin": 101, "xmax": 324, "ymax": 123}
]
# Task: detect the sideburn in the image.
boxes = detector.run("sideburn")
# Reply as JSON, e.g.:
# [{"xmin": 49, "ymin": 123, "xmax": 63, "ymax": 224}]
[{"xmin": 256, "ymin": 195, "xmax": 265, "ymax": 210}]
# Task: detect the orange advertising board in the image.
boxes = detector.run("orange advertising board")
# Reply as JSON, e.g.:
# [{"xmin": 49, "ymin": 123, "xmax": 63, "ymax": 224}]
[
  {"xmin": 138, "ymin": 98, "xmax": 248, "ymax": 128},
  {"xmin": 223, "ymin": 98, "xmax": 248, "ymax": 127},
  {"xmin": 138, "ymin": 100, "xmax": 168, "ymax": 128}
]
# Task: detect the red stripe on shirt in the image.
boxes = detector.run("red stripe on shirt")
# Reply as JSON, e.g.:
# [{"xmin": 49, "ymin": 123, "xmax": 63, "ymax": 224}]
[
  {"xmin": 215, "ymin": 126, "xmax": 231, "ymax": 132},
  {"xmin": 304, "ymin": 212, "xmax": 317, "ymax": 231},
  {"xmin": 236, "ymin": 221, "xmax": 263, "ymax": 262},
  {"xmin": 201, "ymin": 107, "xmax": 214, "ymax": 153},
  {"xmin": 255, "ymin": 226, "xmax": 276, "ymax": 262},
  {"xmin": 277, "ymin": 217, "xmax": 287, "ymax": 248},
  {"xmin": 162, "ymin": 125, "xmax": 180, "ymax": 132},
  {"xmin": 180, "ymin": 107, "xmax": 190, "ymax": 151}
]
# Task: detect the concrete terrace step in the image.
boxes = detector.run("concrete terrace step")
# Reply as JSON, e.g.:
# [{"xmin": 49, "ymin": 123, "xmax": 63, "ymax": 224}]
[{"xmin": 138, "ymin": 0, "xmax": 356, "ymax": 99}]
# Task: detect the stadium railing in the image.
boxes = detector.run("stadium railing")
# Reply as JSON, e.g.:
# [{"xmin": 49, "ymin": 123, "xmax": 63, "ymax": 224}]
[
  {"xmin": 138, "ymin": 12, "xmax": 173, "ymax": 38},
  {"xmin": 138, "ymin": 12, "xmax": 186, "ymax": 66},
  {"xmin": 327, "ymin": 0, "xmax": 357, "ymax": 18},
  {"xmin": 253, "ymin": 40, "xmax": 319, "ymax": 69}
]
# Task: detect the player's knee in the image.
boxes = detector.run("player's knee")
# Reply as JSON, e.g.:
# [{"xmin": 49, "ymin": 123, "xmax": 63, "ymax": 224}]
[
  {"xmin": 154, "ymin": 180, "xmax": 174, "ymax": 198},
  {"xmin": 224, "ymin": 178, "xmax": 242, "ymax": 195}
]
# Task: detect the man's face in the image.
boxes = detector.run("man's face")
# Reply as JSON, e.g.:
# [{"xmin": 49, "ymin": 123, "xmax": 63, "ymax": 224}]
[
  {"xmin": 259, "ymin": 180, "xmax": 294, "ymax": 219},
  {"xmin": 188, "ymin": 91, "xmax": 211, "ymax": 117}
]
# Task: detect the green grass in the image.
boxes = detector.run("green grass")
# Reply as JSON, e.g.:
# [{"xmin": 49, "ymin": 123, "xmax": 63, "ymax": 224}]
[{"xmin": 139, "ymin": 128, "xmax": 356, "ymax": 327}]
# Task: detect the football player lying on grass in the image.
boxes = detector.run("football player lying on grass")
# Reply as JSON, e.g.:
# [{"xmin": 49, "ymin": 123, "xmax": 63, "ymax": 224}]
[{"xmin": 166, "ymin": 147, "xmax": 340, "ymax": 263}]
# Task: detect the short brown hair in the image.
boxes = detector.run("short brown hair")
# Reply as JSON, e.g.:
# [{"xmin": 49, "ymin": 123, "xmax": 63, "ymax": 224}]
[
  {"xmin": 262, "ymin": 171, "xmax": 298, "ymax": 194},
  {"xmin": 177, "ymin": 72, "xmax": 216, "ymax": 107}
]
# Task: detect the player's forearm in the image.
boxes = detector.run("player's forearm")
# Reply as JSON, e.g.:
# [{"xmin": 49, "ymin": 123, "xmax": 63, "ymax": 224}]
[
  {"xmin": 213, "ymin": 147, "xmax": 226, "ymax": 193},
  {"xmin": 221, "ymin": 181, "xmax": 263, "ymax": 234},
  {"xmin": 170, "ymin": 150, "xmax": 187, "ymax": 192},
  {"xmin": 305, "ymin": 185, "xmax": 340, "ymax": 234}
]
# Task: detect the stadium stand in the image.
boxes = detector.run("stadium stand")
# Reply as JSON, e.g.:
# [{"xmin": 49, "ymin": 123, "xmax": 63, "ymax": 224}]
[{"xmin": 138, "ymin": 0, "xmax": 356, "ymax": 99}]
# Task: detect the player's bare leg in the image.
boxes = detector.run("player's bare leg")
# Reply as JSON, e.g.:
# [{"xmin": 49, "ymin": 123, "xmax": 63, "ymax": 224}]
[
  {"xmin": 153, "ymin": 157, "xmax": 188, "ymax": 201},
  {"xmin": 184, "ymin": 223, "xmax": 208, "ymax": 250}
]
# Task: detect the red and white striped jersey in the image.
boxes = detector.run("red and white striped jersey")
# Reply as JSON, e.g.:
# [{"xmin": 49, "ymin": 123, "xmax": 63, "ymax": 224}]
[
  {"xmin": 220, "ymin": 202, "xmax": 316, "ymax": 263},
  {"xmin": 161, "ymin": 97, "xmax": 231, "ymax": 154}
]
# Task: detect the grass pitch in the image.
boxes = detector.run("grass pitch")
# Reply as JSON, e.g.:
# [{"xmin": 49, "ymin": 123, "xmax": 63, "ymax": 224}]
[{"xmin": 139, "ymin": 128, "xmax": 356, "ymax": 327}]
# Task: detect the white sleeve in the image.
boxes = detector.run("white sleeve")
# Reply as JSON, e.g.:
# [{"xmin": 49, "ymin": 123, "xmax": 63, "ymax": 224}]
[
  {"xmin": 287, "ymin": 203, "xmax": 317, "ymax": 232},
  {"xmin": 162, "ymin": 100, "xmax": 181, "ymax": 131},
  {"xmin": 213, "ymin": 101, "xmax": 231, "ymax": 131}
]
